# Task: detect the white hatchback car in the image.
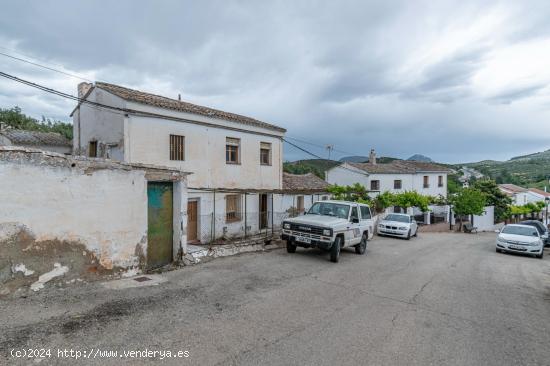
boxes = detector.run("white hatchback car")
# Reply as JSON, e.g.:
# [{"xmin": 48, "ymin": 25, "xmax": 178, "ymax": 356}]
[
  {"xmin": 377, "ymin": 213, "xmax": 418, "ymax": 240},
  {"xmin": 496, "ymin": 224, "xmax": 544, "ymax": 259}
]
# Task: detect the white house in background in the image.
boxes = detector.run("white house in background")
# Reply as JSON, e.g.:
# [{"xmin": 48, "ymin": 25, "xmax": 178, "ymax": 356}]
[
  {"xmin": 278, "ymin": 173, "xmax": 331, "ymax": 219},
  {"xmin": 326, "ymin": 150, "xmax": 450, "ymax": 198},
  {"xmin": 498, "ymin": 184, "xmax": 542, "ymax": 205},
  {"xmin": 527, "ymin": 187, "xmax": 550, "ymax": 201},
  {"xmin": 71, "ymin": 82, "xmax": 286, "ymax": 244},
  {"xmin": 0, "ymin": 125, "xmax": 72, "ymax": 154}
]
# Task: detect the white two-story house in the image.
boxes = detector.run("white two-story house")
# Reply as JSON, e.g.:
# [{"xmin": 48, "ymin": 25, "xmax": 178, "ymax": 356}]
[
  {"xmin": 71, "ymin": 82, "xmax": 286, "ymax": 244},
  {"xmin": 326, "ymin": 150, "xmax": 450, "ymax": 198}
]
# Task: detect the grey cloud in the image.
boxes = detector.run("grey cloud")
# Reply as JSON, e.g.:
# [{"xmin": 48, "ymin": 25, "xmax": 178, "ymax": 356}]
[
  {"xmin": 1, "ymin": 0, "xmax": 550, "ymax": 163},
  {"xmin": 488, "ymin": 83, "xmax": 547, "ymax": 104}
]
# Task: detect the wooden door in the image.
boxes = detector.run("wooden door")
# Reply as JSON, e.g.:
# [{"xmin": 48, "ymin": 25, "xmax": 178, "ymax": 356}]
[
  {"xmin": 187, "ymin": 200, "xmax": 198, "ymax": 242},
  {"xmin": 259, "ymin": 194, "xmax": 268, "ymax": 229},
  {"xmin": 147, "ymin": 182, "xmax": 173, "ymax": 269}
]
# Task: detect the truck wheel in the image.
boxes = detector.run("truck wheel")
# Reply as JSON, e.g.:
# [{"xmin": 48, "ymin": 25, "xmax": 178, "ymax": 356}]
[
  {"xmin": 355, "ymin": 233, "xmax": 367, "ymax": 255},
  {"xmin": 286, "ymin": 240, "xmax": 296, "ymax": 253},
  {"xmin": 330, "ymin": 236, "xmax": 342, "ymax": 263}
]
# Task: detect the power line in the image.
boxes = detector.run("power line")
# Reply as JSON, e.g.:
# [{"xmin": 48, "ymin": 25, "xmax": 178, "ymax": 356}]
[
  {"xmin": 285, "ymin": 135, "xmax": 366, "ymax": 157},
  {"xmin": 283, "ymin": 138, "xmax": 367, "ymax": 176},
  {"xmin": 0, "ymin": 51, "xmax": 94, "ymax": 82},
  {"xmin": 0, "ymin": 70, "xmax": 366, "ymax": 178}
]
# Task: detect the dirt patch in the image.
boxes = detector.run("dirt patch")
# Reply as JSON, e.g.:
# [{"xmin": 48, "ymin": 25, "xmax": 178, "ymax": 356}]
[{"xmin": 0, "ymin": 224, "xmax": 120, "ymax": 295}]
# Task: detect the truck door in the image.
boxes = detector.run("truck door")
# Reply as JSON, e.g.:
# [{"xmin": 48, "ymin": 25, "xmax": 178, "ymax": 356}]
[
  {"xmin": 348, "ymin": 206, "xmax": 361, "ymax": 246},
  {"xmin": 360, "ymin": 205, "xmax": 374, "ymax": 240}
]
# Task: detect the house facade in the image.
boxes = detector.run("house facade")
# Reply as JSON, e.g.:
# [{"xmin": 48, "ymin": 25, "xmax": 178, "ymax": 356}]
[
  {"xmin": 498, "ymin": 184, "xmax": 542, "ymax": 205},
  {"xmin": 325, "ymin": 151, "xmax": 450, "ymax": 198},
  {"xmin": 72, "ymin": 82, "xmax": 286, "ymax": 244}
]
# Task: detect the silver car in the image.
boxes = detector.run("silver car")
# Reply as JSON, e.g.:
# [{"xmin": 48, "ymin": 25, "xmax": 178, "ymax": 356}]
[{"xmin": 377, "ymin": 213, "xmax": 418, "ymax": 240}]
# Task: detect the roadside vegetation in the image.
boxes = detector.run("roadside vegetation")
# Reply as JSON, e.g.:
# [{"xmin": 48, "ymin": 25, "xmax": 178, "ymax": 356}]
[
  {"xmin": 0, "ymin": 106, "xmax": 73, "ymax": 140},
  {"xmin": 326, "ymin": 183, "xmax": 438, "ymax": 213}
]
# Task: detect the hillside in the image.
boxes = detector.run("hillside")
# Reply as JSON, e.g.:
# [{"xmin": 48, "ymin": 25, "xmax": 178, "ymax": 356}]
[
  {"xmin": 283, "ymin": 159, "xmax": 339, "ymax": 178},
  {"xmin": 407, "ymin": 154, "xmax": 433, "ymax": 162},
  {"xmin": 461, "ymin": 149, "xmax": 550, "ymax": 188},
  {"xmin": 339, "ymin": 156, "xmax": 369, "ymax": 163},
  {"xmin": 339, "ymin": 155, "xmax": 400, "ymax": 163}
]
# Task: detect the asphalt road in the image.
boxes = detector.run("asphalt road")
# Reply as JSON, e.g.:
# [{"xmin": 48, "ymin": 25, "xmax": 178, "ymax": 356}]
[{"xmin": 1, "ymin": 232, "xmax": 550, "ymax": 365}]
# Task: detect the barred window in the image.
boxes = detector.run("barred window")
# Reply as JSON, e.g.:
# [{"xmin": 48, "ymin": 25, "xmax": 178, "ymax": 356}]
[
  {"xmin": 260, "ymin": 142, "xmax": 271, "ymax": 165},
  {"xmin": 438, "ymin": 175, "xmax": 444, "ymax": 187},
  {"xmin": 423, "ymin": 176, "xmax": 430, "ymax": 188},
  {"xmin": 226, "ymin": 194, "xmax": 241, "ymax": 222},
  {"xmin": 370, "ymin": 180, "xmax": 380, "ymax": 191},
  {"xmin": 170, "ymin": 135, "xmax": 185, "ymax": 161},
  {"xmin": 394, "ymin": 180, "xmax": 402, "ymax": 189},
  {"xmin": 226, "ymin": 137, "xmax": 240, "ymax": 164}
]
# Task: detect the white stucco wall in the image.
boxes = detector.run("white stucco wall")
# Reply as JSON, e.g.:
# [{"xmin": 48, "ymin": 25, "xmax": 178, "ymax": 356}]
[
  {"xmin": 513, "ymin": 191, "xmax": 542, "ymax": 205},
  {"xmin": 473, "ymin": 206, "xmax": 495, "ymax": 231},
  {"xmin": 125, "ymin": 113, "xmax": 283, "ymax": 190},
  {"xmin": 0, "ymin": 160, "xmax": 147, "ymax": 269},
  {"xmin": 326, "ymin": 163, "xmax": 447, "ymax": 197},
  {"xmin": 73, "ymin": 88, "xmax": 126, "ymax": 159}
]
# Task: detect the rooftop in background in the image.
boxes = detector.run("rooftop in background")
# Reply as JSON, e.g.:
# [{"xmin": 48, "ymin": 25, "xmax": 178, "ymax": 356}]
[
  {"xmin": 283, "ymin": 172, "xmax": 330, "ymax": 193},
  {"xmin": 0, "ymin": 127, "xmax": 71, "ymax": 147},
  {"xmin": 346, "ymin": 160, "xmax": 451, "ymax": 174},
  {"xmin": 498, "ymin": 184, "xmax": 527, "ymax": 193},
  {"xmin": 75, "ymin": 82, "xmax": 286, "ymax": 133},
  {"xmin": 528, "ymin": 187, "xmax": 550, "ymax": 197}
]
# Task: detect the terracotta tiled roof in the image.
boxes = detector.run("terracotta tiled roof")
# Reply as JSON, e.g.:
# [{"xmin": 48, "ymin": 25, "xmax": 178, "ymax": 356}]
[
  {"xmin": 528, "ymin": 188, "xmax": 550, "ymax": 197},
  {"xmin": 95, "ymin": 82, "xmax": 286, "ymax": 133},
  {"xmin": 283, "ymin": 172, "xmax": 330, "ymax": 193},
  {"xmin": 347, "ymin": 160, "xmax": 450, "ymax": 174},
  {"xmin": 498, "ymin": 184, "xmax": 527, "ymax": 193},
  {"xmin": 0, "ymin": 128, "xmax": 71, "ymax": 147}
]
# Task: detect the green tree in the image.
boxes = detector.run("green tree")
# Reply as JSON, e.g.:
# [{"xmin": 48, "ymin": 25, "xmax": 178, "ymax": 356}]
[
  {"xmin": 450, "ymin": 188, "xmax": 487, "ymax": 229},
  {"xmin": 447, "ymin": 174, "xmax": 462, "ymax": 195},
  {"xmin": 393, "ymin": 191, "xmax": 430, "ymax": 212},
  {"xmin": 0, "ymin": 106, "xmax": 73, "ymax": 139},
  {"xmin": 473, "ymin": 179, "xmax": 512, "ymax": 223}
]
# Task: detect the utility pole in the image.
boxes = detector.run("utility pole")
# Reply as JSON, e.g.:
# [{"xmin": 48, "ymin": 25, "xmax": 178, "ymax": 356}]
[{"xmin": 326, "ymin": 145, "xmax": 334, "ymax": 160}]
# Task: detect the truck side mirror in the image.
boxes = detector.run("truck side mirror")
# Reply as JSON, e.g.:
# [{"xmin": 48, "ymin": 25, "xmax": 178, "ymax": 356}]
[{"xmin": 351, "ymin": 218, "xmax": 359, "ymax": 224}]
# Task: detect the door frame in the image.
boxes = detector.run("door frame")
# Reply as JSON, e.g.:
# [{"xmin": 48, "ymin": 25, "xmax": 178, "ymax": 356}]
[
  {"xmin": 187, "ymin": 198, "xmax": 200, "ymax": 243},
  {"xmin": 147, "ymin": 181, "xmax": 174, "ymax": 269},
  {"xmin": 259, "ymin": 193, "xmax": 268, "ymax": 230}
]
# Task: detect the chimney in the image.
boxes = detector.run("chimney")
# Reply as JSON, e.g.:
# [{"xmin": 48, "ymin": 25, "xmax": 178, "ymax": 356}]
[
  {"xmin": 178, "ymin": 94, "xmax": 181, "ymax": 101},
  {"xmin": 77, "ymin": 82, "xmax": 93, "ymax": 98},
  {"xmin": 369, "ymin": 149, "xmax": 377, "ymax": 165}
]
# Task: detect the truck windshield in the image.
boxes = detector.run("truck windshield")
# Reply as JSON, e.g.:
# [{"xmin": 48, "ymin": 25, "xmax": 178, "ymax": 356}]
[{"xmin": 308, "ymin": 202, "xmax": 350, "ymax": 219}]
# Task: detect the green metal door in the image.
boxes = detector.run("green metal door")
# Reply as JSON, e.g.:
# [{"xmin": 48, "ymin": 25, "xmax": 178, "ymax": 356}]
[{"xmin": 147, "ymin": 182, "xmax": 173, "ymax": 269}]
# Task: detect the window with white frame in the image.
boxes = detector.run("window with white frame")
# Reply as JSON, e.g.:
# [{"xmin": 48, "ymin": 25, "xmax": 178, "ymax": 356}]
[
  {"xmin": 226, "ymin": 137, "xmax": 240, "ymax": 164},
  {"xmin": 225, "ymin": 194, "xmax": 241, "ymax": 222},
  {"xmin": 260, "ymin": 142, "xmax": 271, "ymax": 165}
]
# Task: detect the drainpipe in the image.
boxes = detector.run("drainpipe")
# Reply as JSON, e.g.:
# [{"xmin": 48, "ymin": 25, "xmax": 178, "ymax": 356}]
[
  {"xmin": 212, "ymin": 189, "xmax": 216, "ymax": 243},
  {"xmin": 271, "ymin": 194, "xmax": 274, "ymax": 236},
  {"xmin": 244, "ymin": 193, "xmax": 247, "ymax": 238}
]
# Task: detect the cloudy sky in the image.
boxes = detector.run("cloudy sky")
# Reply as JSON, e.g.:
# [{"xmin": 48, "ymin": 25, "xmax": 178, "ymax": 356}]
[{"xmin": 1, "ymin": 0, "xmax": 550, "ymax": 163}]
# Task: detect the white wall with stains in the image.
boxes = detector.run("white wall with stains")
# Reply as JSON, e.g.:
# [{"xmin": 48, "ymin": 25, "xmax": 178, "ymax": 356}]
[
  {"xmin": 0, "ymin": 148, "xmax": 190, "ymax": 269},
  {"xmin": 0, "ymin": 159, "xmax": 148, "ymax": 269}
]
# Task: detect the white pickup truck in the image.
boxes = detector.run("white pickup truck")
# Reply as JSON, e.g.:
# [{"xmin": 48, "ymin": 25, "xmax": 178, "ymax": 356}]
[{"xmin": 281, "ymin": 200, "xmax": 375, "ymax": 263}]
